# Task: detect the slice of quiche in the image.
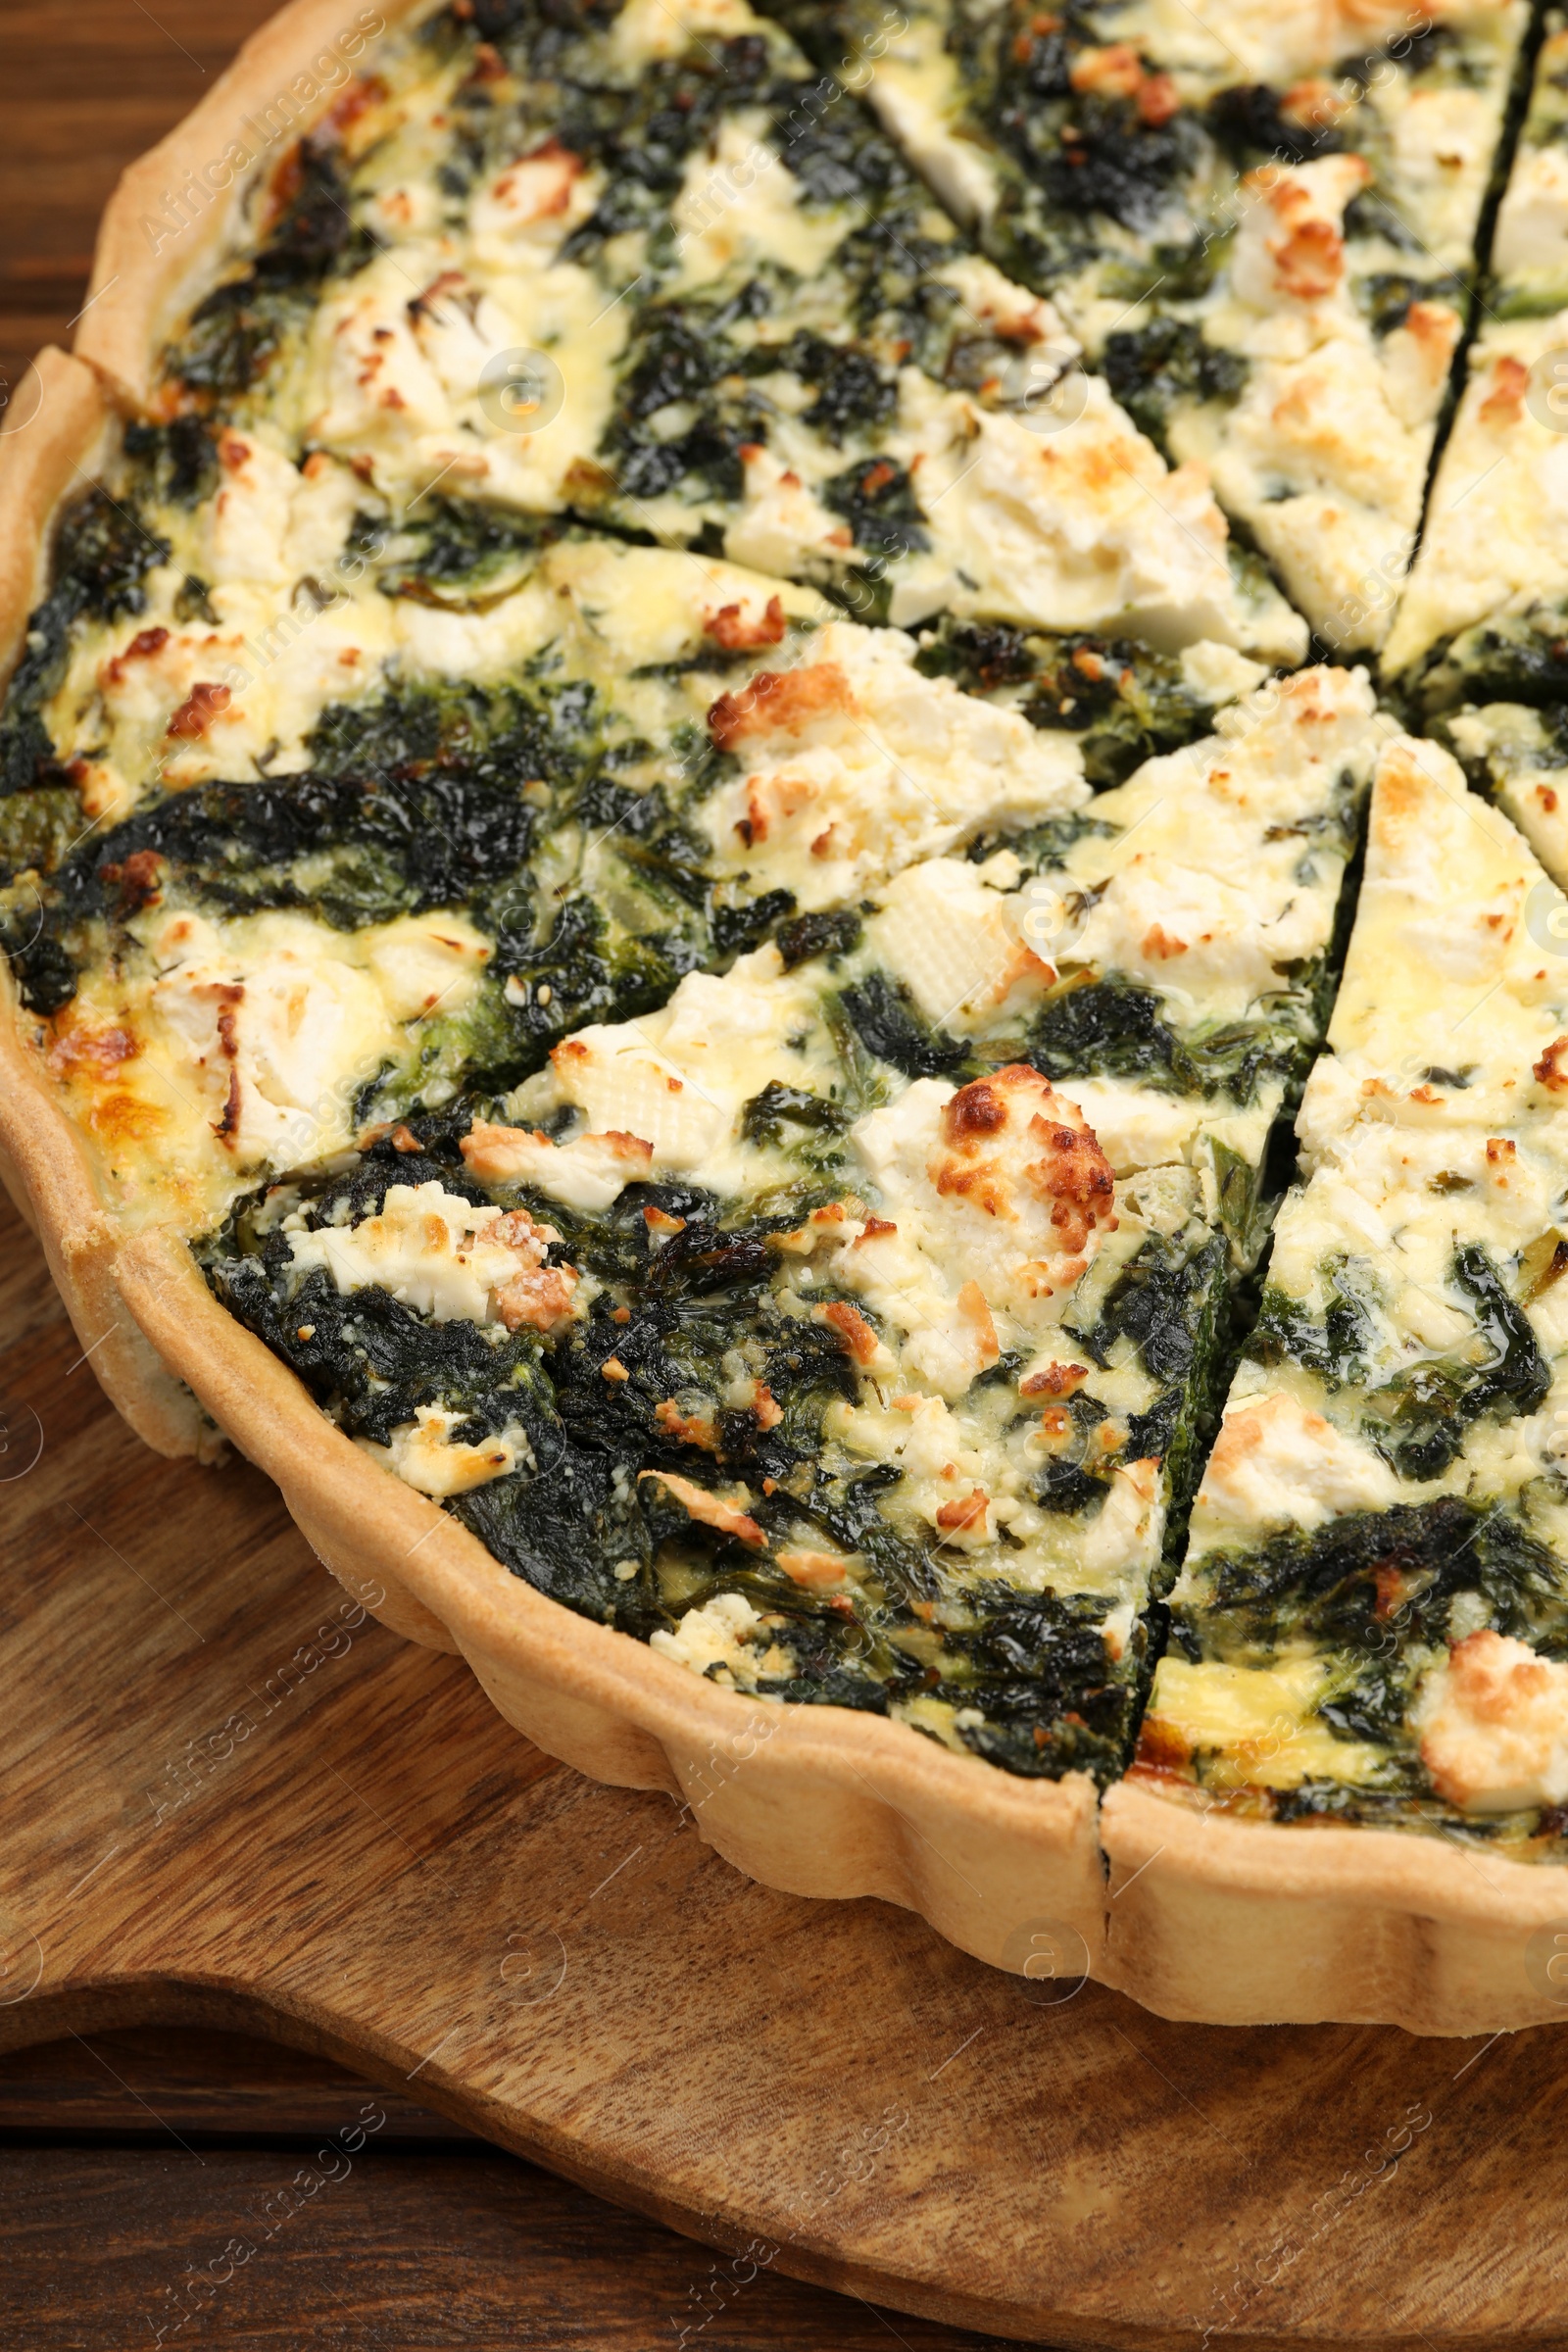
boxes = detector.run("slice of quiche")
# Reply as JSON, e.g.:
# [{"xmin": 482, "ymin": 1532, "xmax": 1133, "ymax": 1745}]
[
  {"xmin": 2, "ymin": 416, "xmax": 1289, "ymax": 1242},
  {"xmin": 1387, "ymin": 14, "xmax": 1568, "ymax": 881},
  {"xmin": 194, "ymin": 661, "xmax": 1384, "ymax": 1778},
  {"xmin": 1490, "ymin": 6, "xmax": 1568, "ymax": 319},
  {"xmin": 140, "ymin": 0, "xmax": 1304, "ymax": 658},
  {"xmin": 1138, "ymin": 736, "xmax": 1568, "ymax": 1846},
  {"xmin": 760, "ymin": 0, "xmax": 1530, "ymax": 649}
]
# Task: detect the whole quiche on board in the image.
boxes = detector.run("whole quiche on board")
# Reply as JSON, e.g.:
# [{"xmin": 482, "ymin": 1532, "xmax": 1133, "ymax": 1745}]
[{"xmin": 7, "ymin": 0, "xmax": 1568, "ymax": 2031}]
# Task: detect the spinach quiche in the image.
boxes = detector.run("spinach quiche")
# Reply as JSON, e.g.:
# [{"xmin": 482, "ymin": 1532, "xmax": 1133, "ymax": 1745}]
[
  {"xmin": 757, "ymin": 0, "xmax": 1531, "ymax": 648},
  {"xmin": 192, "ymin": 662, "xmax": 1379, "ymax": 1782},
  {"xmin": 1140, "ymin": 739, "xmax": 1568, "ymax": 1844},
  {"xmin": 12, "ymin": 0, "xmax": 1568, "ymax": 2031}
]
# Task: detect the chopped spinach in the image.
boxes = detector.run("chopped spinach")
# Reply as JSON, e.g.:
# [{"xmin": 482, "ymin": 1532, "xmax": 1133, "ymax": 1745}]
[
  {"xmin": 1027, "ymin": 977, "xmax": 1294, "ymax": 1103},
  {"xmin": 1360, "ymin": 1245, "xmax": 1550, "ymax": 1479},
  {"xmin": 915, "ymin": 618, "xmax": 1227, "ymax": 788},
  {"xmin": 1250, "ymin": 1253, "xmax": 1379, "ymax": 1389},
  {"xmin": 837, "ymin": 969, "xmax": 969, "ymax": 1078},
  {"xmin": 1102, "ymin": 318, "xmax": 1249, "ymax": 454},
  {"xmin": 1173, "ymin": 1494, "xmax": 1568, "ymax": 1667},
  {"xmin": 171, "ymin": 140, "xmax": 365, "ymax": 398}
]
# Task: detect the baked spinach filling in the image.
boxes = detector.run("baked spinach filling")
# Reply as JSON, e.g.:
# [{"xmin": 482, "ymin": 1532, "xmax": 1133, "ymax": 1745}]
[
  {"xmin": 1173, "ymin": 1496, "xmax": 1568, "ymax": 1667},
  {"xmin": 198, "ymin": 1112, "xmax": 1200, "ymax": 1783},
  {"xmin": 174, "ymin": 141, "xmax": 370, "ymax": 398},
  {"xmin": 1164, "ymin": 1496, "xmax": 1568, "ymax": 1840},
  {"xmin": 1102, "ymin": 320, "xmax": 1249, "ymax": 456},
  {"xmin": 1026, "ymin": 976, "xmax": 1315, "ymax": 1105},
  {"xmin": 0, "ymin": 483, "xmax": 171, "ymax": 806},
  {"xmin": 1250, "ymin": 1245, "xmax": 1550, "ymax": 1480},
  {"xmin": 1397, "ymin": 601, "xmax": 1568, "ymax": 726},
  {"xmin": 914, "ymin": 619, "xmax": 1223, "ymax": 788},
  {"xmin": 1074, "ymin": 1227, "xmax": 1233, "ymax": 1573},
  {"xmin": 1361, "ymin": 1246, "xmax": 1551, "ymax": 1479},
  {"xmin": 13, "ymin": 0, "xmax": 1513, "ymax": 1819},
  {"xmin": 160, "ymin": 8, "xmax": 1063, "ymax": 553},
  {"xmin": 0, "ymin": 655, "xmax": 751, "ymax": 1040}
]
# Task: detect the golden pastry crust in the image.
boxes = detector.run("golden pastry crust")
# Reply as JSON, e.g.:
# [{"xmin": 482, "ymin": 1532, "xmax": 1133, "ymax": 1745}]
[
  {"xmin": 75, "ymin": 0, "xmax": 437, "ymax": 413},
  {"xmin": 1101, "ymin": 1780, "xmax": 1568, "ymax": 2034}
]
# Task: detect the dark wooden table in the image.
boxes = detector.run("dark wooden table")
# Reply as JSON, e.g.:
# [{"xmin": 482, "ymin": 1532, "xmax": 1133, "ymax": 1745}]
[
  {"xmin": 0, "ymin": 7, "xmax": 1023, "ymax": 2342},
  {"xmin": 0, "ymin": 2025, "xmax": 1021, "ymax": 2348}
]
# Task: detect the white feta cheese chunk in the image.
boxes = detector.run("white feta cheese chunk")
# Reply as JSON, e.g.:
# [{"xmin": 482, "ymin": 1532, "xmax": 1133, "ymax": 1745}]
[
  {"xmin": 1052, "ymin": 1079, "xmax": 1205, "ymax": 1174},
  {"xmin": 287, "ymin": 1181, "xmax": 541, "ymax": 1324},
  {"xmin": 724, "ymin": 443, "xmax": 856, "ymax": 577},
  {"xmin": 1073, "ymin": 857, "xmax": 1324, "ymax": 1004},
  {"xmin": 897, "ymin": 375, "xmax": 1308, "ymax": 660},
  {"xmin": 838, "ymin": 1066, "xmax": 1118, "ymax": 1396},
  {"xmin": 368, "ymin": 1406, "xmax": 533, "ymax": 1497},
  {"xmin": 701, "ymin": 624, "xmax": 1085, "ymax": 909},
  {"xmin": 145, "ymin": 909, "xmax": 401, "ymax": 1169},
  {"xmin": 1104, "ymin": 0, "xmax": 1504, "ymax": 91},
  {"xmin": 462, "ymin": 1122, "xmax": 656, "ymax": 1213},
  {"xmin": 1194, "ymin": 1392, "xmax": 1402, "ymax": 1538},
  {"xmin": 650, "ymin": 1590, "xmax": 775, "ymax": 1680},
  {"xmin": 1415, "ymin": 1631, "xmax": 1568, "ymax": 1812},
  {"xmin": 1229, "ymin": 155, "xmax": 1367, "ymax": 318},
  {"xmin": 1075, "ymin": 1458, "xmax": 1165, "ymax": 1581},
  {"xmin": 469, "ymin": 140, "xmax": 601, "ymax": 259},
  {"xmin": 1494, "ymin": 140, "xmax": 1568, "ymax": 286}
]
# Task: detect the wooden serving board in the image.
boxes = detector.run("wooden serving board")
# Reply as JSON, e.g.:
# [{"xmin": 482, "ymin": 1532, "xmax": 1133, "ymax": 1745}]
[{"xmin": 7, "ymin": 1188, "xmax": 1568, "ymax": 2352}]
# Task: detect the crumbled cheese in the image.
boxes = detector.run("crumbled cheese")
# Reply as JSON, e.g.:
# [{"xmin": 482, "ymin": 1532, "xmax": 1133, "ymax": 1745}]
[
  {"xmin": 1414, "ymin": 1631, "xmax": 1568, "ymax": 1811},
  {"xmin": 286, "ymin": 1181, "xmax": 569, "ymax": 1327},
  {"xmin": 1106, "ymin": 0, "xmax": 1507, "ymax": 92},
  {"xmin": 1076, "ymin": 1458, "xmax": 1165, "ymax": 1581},
  {"xmin": 537, "ymin": 950, "xmax": 833, "ymax": 1193},
  {"xmin": 1048, "ymin": 1079, "xmax": 1205, "ymax": 1175},
  {"xmin": 700, "ymin": 624, "xmax": 1085, "ymax": 909},
  {"xmin": 837, "ymin": 1067, "xmax": 1117, "ymax": 1396},
  {"xmin": 650, "ymin": 1590, "xmax": 794, "ymax": 1683},
  {"xmin": 368, "ymin": 1406, "xmax": 533, "ymax": 1497},
  {"xmin": 724, "ymin": 442, "xmax": 857, "ymax": 578},
  {"xmin": 892, "ymin": 374, "xmax": 1308, "ymax": 659},
  {"xmin": 1494, "ymin": 137, "xmax": 1568, "ymax": 288},
  {"xmin": 1194, "ymin": 1392, "xmax": 1402, "ymax": 1538},
  {"xmin": 1178, "ymin": 641, "xmax": 1268, "ymax": 704},
  {"xmin": 145, "ymin": 908, "xmax": 403, "ymax": 1169},
  {"xmin": 462, "ymin": 1122, "xmax": 655, "ymax": 1212}
]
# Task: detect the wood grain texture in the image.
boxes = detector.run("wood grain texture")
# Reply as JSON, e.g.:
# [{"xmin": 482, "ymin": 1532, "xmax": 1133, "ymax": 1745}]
[
  {"xmin": 0, "ymin": 2107, "xmax": 1006, "ymax": 2350},
  {"xmin": 0, "ymin": 0, "xmax": 278, "ymax": 388},
  {"xmin": 0, "ymin": 2026, "xmax": 477, "ymax": 2141},
  {"xmin": 0, "ymin": 2032, "xmax": 1010, "ymax": 2350}
]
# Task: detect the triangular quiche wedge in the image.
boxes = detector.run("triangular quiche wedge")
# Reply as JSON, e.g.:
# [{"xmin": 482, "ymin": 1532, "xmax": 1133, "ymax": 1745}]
[
  {"xmin": 758, "ymin": 0, "xmax": 1531, "ymax": 649},
  {"xmin": 77, "ymin": 0, "xmax": 1305, "ymax": 660},
  {"xmin": 1107, "ymin": 739, "xmax": 1568, "ymax": 2016}
]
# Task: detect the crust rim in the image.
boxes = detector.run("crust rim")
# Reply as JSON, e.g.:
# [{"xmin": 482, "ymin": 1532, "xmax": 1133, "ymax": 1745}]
[
  {"xmin": 74, "ymin": 0, "xmax": 438, "ymax": 414},
  {"xmin": 3, "ymin": 0, "xmax": 1565, "ymax": 2031}
]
